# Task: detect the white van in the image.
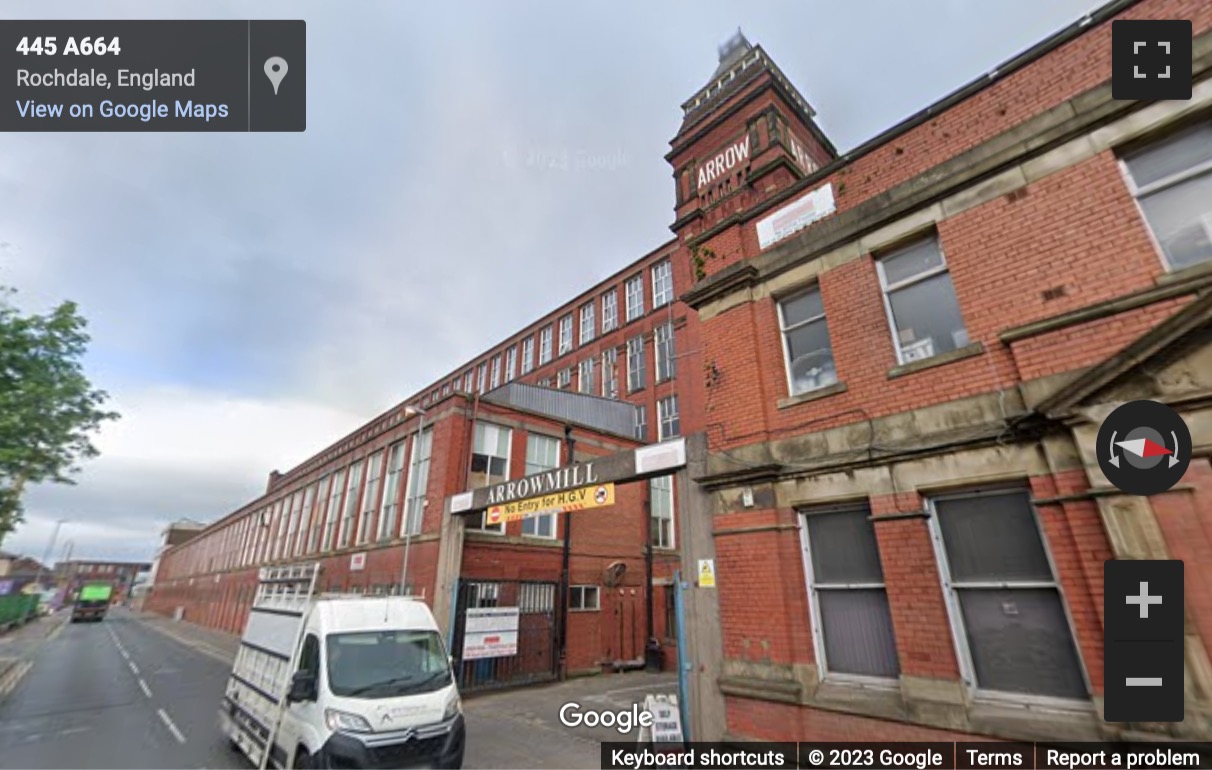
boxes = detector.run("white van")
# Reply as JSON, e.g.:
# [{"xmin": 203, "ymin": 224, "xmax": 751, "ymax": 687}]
[{"xmin": 221, "ymin": 566, "xmax": 465, "ymax": 770}]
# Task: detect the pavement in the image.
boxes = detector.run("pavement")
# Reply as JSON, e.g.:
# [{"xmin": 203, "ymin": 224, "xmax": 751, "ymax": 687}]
[
  {"xmin": 0, "ymin": 610, "xmax": 69, "ymax": 699},
  {"xmin": 0, "ymin": 605, "xmax": 679, "ymax": 769}
]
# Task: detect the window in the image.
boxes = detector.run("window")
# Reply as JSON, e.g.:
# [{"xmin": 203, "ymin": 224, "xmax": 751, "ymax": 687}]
[
  {"xmin": 522, "ymin": 434, "xmax": 561, "ymax": 538},
  {"xmin": 284, "ymin": 493, "xmax": 302, "ymax": 559},
  {"xmin": 325, "ymin": 629, "xmax": 451, "ymax": 698},
  {"xmin": 579, "ymin": 302, "xmax": 596, "ymax": 345},
  {"xmin": 557, "ymin": 367, "xmax": 572, "ymax": 389},
  {"xmin": 1122, "ymin": 121, "xmax": 1212, "ymax": 271},
  {"xmin": 378, "ymin": 442, "xmax": 406, "ymax": 541},
  {"xmin": 490, "ymin": 355, "xmax": 502, "ymax": 389},
  {"xmin": 778, "ymin": 287, "xmax": 838, "ymax": 395},
  {"xmin": 520, "ymin": 582, "xmax": 556, "ymax": 612},
  {"xmin": 539, "ymin": 326, "xmax": 554, "ymax": 364},
  {"xmin": 601, "ymin": 289, "xmax": 619, "ymax": 332},
  {"xmin": 468, "ymin": 582, "xmax": 500, "ymax": 608},
  {"xmin": 876, "ymin": 236, "xmax": 969, "ymax": 365},
  {"xmin": 626, "ymin": 335, "xmax": 646, "ymax": 391},
  {"xmin": 338, "ymin": 461, "xmax": 363, "ymax": 548},
  {"xmin": 321, "ymin": 470, "xmax": 344, "ymax": 552},
  {"xmin": 297, "ymin": 633, "xmax": 320, "ymax": 679},
  {"xmin": 477, "ymin": 362, "xmax": 487, "ymax": 393},
  {"xmin": 625, "ymin": 274, "xmax": 645, "ymax": 322},
  {"xmin": 463, "ymin": 370, "xmax": 473, "ymax": 392},
  {"xmin": 634, "ymin": 404, "xmax": 647, "ymax": 441},
  {"xmin": 537, "ymin": 377, "xmax": 552, "ymax": 388},
  {"xmin": 558, "ymin": 314, "xmax": 574, "ymax": 355},
  {"xmin": 652, "ymin": 259, "xmax": 673, "ymax": 307},
  {"xmin": 928, "ymin": 488, "xmax": 1086, "ymax": 700},
  {"xmin": 801, "ymin": 505, "xmax": 900, "ymax": 680},
  {"xmin": 255, "ymin": 507, "xmax": 271, "ymax": 563},
  {"xmin": 578, "ymin": 358, "xmax": 595, "ymax": 394},
  {"xmin": 650, "ymin": 475, "xmax": 674, "ymax": 549},
  {"xmin": 521, "ymin": 338, "xmax": 535, "ymax": 374},
  {"xmin": 270, "ymin": 500, "xmax": 287, "ymax": 560},
  {"xmin": 468, "ymin": 423, "xmax": 510, "ymax": 533},
  {"xmin": 402, "ymin": 429, "xmax": 431, "ymax": 536},
  {"xmin": 657, "ymin": 396, "xmax": 680, "ymax": 440},
  {"xmin": 295, "ymin": 486, "xmax": 315, "ymax": 556},
  {"xmin": 305, "ymin": 480, "xmax": 327, "ymax": 554},
  {"xmin": 654, "ymin": 322, "xmax": 676, "ymax": 381},
  {"xmin": 357, "ymin": 452, "xmax": 384, "ymax": 545},
  {"xmin": 505, "ymin": 346, "xmax": 517, "ymax": 382},
  {"xmin": 570, "ymin": 585, "xmax": 600, "ymax": 611},
  {"xmin": 442, "ymin": 382, "xmax": 451, "ymax": 397},
  {"xmin": 602, "ymin": 348, "xmax": 619, "ymax": 399}
]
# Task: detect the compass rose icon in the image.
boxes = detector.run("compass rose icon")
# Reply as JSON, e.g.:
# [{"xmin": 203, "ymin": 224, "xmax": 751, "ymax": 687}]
[{"xmin": 1097, "ymin": 400, "xmax": 1191, "ymax": 496}]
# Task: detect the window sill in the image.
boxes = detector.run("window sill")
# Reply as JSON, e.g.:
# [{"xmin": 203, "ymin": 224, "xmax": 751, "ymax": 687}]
[
  {"xmin": 887, "ymin": 341, "xmax": 985, "ymax": 379},
  {"xmin": 777, "ymin": 381, "xmax": 847, "ymax": 410},
  {"xmin": 1156, "ymin": 258, "xmax": 1212, "ymax": 285},
  {"xmin": 518, "ymin": 535, "xmax": 560, "ymax": 545},
  {"xmin": 465, "ymin": 528, "xmax": 506, "ymax": 537}
]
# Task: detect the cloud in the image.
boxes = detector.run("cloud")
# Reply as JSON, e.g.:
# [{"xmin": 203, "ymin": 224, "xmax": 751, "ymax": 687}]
[{"xmin": 3, "ymin": 386, "xmax": 365, "ymax": 562}]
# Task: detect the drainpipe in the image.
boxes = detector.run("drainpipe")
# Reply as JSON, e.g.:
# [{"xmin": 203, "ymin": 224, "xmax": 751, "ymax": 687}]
[
  {"xmin": 558, "ymin": 424, "xmax": 575, "ymax": 679},
  {"xmin": 644, "ymin": 494, "xmax": 660, "ymax": 671}
]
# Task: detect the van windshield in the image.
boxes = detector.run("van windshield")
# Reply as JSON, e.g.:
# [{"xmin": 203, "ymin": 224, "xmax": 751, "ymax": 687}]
[{"xmin": 325, "ymin": 629, "xmax": 452, "ymax": 699}]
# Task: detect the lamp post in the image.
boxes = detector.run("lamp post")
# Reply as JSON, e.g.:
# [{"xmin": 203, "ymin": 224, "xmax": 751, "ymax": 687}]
[
  {"xmin": 26, "ymin": 518, "xmax": 67, "ymax": 622},
  {"xmin": 399, "ymin": 404, "xmax": 426, "ymax": 597}
]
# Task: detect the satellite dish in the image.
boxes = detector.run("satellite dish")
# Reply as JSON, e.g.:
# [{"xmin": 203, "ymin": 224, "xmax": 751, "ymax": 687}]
[{"xmin": 603, "ymin": 561, "xmax": 627, "ymax": 587}]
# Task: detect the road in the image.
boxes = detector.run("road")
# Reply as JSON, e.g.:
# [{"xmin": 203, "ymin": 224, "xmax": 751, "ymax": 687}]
[
  {"xmin": 0, "ymin": 609, "xmax": 239, "ymax": 769},
  {"xmin": 0, "ymin": 606, "xmax": 680, "ymax": 769}
]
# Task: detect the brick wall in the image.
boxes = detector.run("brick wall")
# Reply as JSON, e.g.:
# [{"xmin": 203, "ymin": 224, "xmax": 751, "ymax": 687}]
[{"xmin": 146, "ymin": 399, "xmax": 681, "ymax": 677}]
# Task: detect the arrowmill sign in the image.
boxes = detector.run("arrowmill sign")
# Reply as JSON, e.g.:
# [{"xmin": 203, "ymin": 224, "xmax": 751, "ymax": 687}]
[{"xmin": 448, "ymin": 438, "xmax": 687, "ymax": 515}]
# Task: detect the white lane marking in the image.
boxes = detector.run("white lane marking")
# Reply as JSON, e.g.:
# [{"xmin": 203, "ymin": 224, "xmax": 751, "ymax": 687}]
[
  {"xmin": 119, "ymin": 648, "xmax": 130, "ymax": 660},
  {"xmin": 138, "ymin": 678, "xmax": 153, "ymax": 699},
  {"xmin": 128, "ymin": 660, "xmax": 140, "ymax": 675},
  {"xmin": 0, "ymin": 660, "xmax": 33, "ymax": 696},
  {"xmin": 59, "ymin": 726, "xmax": 91, "ymax": 736},
  {"xmin": 157, "ymin": 708, "xmax": 186, "ymax": 744}
]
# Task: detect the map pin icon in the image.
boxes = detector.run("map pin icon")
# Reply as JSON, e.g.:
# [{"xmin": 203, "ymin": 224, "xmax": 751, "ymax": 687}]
[{"xmin": 264, "ymin": 57, "xmax": 288, "ymax": 95}]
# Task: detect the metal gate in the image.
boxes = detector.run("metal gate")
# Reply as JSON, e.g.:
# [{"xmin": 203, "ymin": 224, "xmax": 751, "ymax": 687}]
[{"xmin": 450, "ymin": 579, "xmax": 559, "ymax": 692}]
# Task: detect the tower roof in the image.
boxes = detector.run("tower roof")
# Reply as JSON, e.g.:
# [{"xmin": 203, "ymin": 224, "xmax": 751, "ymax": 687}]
[
  {"xmin": 712, "ymin": 28, "xmax": 753, "ymax": 79},
  {"xmin": 677, "ymin": 31, "xmax": 821, "ymax": 141}
]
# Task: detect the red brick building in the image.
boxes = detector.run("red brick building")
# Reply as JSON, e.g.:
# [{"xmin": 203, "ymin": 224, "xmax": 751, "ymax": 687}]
[
  {"xmin": 149, "ymin": 0, "xmax": 1212, "ymax": 742},
  {"xmin": 672, "ymin": 0, "xmax": 1212, "ymax": 745},
  {"xmin": 147, "ymin": 236, "xmax": 697, "ymax": 683}
]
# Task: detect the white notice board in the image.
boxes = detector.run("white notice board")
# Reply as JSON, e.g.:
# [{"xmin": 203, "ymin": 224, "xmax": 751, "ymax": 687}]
[{"xmin": 462, "ymin": 607, "xmax": 520, "ymax": 660}]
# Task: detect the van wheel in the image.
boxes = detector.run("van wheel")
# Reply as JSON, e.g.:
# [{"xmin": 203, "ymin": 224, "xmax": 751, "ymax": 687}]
[{"xmin": 291, "ymin": 748, "xmax": 311, "ymax": 769}]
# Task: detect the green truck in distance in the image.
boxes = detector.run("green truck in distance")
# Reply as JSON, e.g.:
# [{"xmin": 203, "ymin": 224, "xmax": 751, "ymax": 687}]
[{"xmin": 71, "ymin": 583, "xmax": 113, "ymax": 623}]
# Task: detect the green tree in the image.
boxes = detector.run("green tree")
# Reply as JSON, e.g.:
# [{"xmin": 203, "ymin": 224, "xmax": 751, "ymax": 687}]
[{"xmin": 0, "ymin": 287, "xmax": 118, "ymax": 546}]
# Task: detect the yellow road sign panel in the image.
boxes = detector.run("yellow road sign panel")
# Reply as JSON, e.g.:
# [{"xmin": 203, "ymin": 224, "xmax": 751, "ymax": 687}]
[{"xmin": 486, "ymin": 483, "xmax": 615, "ymax": 525}]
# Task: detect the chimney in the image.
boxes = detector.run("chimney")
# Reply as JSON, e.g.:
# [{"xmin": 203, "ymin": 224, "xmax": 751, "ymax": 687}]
[{"xmin": 267, "ymin": 470, "xmax": 282, "ymax": 493}]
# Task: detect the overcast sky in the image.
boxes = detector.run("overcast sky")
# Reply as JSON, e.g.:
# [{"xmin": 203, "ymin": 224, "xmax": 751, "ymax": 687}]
[{"xmin": 1, "ymin": 0, "xmax": 1103, "ymax": 565}]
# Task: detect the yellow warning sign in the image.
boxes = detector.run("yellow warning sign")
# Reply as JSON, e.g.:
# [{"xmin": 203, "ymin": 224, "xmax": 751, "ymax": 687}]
[
  {"xmin": 486, "ymin": 483, "xmax": 615, "ymax": 526},
  {"xmin": 698, "ymin": 559, "xmax": 716, "ymax": 588}
]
